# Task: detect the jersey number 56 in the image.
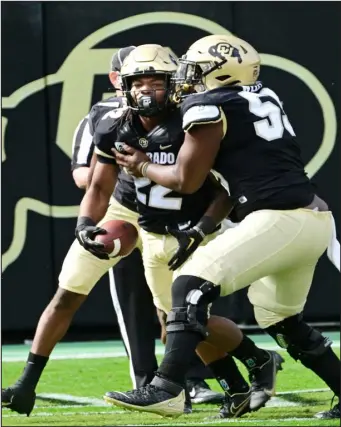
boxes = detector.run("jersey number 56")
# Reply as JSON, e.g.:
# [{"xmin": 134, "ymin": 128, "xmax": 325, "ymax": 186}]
[{"xmin": 239, "ymin": 88, "xmax": 296, "ymax": 142}]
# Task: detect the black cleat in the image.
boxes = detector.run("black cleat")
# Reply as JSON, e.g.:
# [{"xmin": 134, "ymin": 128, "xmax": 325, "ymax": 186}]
[
  {"xmin": 104, "ymin": 384, "xmax": 185, "ymax": 417},
  {"xmin": 315, "ymin": 400, "xmax": 340, "ymax": 419},
  {"xmin": 187, "ymin": 379, "xmax": 224, "ymax": 404},
  {"xmin": 249, "ymin": 350, "xmax": 284, "ymax": 411},
  {"xmin": 218, "ymin": 388, "xmax": 252, "ymax": 418},
  {"xmin": 2, "ymin": 386, "xmax": 36, "ymax": 416}
]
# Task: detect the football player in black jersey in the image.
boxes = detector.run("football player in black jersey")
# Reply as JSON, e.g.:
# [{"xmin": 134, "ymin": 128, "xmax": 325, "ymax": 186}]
[
  {"xmin": 72, "ymin": 48, "xmax": 225, "ymax": 407},
  {"xmin": 80, "ymin": 44, "xmax": 285, "ymax": 417},
  {"xmin": 111, "ymin": 35, "xmax": 340, "ymax": 419},
  {"xmin": 71, "ymin": 45, "xmax": 161, "ymax": 395},
  {"xmin": 1, "ymin": 45, "xmax": 228, "ymax": 417}
]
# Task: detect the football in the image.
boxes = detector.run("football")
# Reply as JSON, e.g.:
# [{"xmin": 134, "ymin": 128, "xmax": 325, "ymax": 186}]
[{"xmin": 95, "ymin": 220, "xmax": 138, "ymax": 257}]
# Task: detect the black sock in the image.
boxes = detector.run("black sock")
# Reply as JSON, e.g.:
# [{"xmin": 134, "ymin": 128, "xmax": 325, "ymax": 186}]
[
  {"xmin": 301, "ymin": 347, "xmax": 340, "ymax": 396},
  {"xmin": 209, "ymin": 355, "xmax": 249, "ymax": 394},
  {"xmin": 158, "ymin": 331, "xmax": 203, "ymax": 386},
  {"xmin": 184, "ymin": 384, "xmax": 192, "ymax": 407},
  {"xmin": 15, "ymin": 352, "xmax": 49, "ymax": 390},
  {"xmin": 230, "ymin": 335, "xmax": 269, "ymax": 371}
]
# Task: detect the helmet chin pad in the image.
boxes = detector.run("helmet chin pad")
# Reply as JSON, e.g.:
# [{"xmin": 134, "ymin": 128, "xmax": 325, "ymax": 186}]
[{"xmin": 136, "ymin": 94, "xmax": 163, "ymax": 117}]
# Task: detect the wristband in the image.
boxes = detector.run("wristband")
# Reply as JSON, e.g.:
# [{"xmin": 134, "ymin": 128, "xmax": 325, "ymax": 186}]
[
  {"xmin": 196, "ymin": 216, "xmax": 217, "ymax": 236},
  {"xmin": 140, "ymin": 162, "xmax": 151, "ymax": 177},
  {"xmin": 193, "ymin": 226, "xmax": 206, "ymax": 239},
  {"xmin": 76, "ymin": 216, "xmax": 96, "ymax": 230}
]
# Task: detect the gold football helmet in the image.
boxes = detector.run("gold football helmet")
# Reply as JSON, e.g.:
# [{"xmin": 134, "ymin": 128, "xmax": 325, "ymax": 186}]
[
  {"xmin": 173, "ymin": 35, "xmax": 260, "ymax": 94},
  {"xmin": 120, "ymin": 44, "xmax": 178, "ymax": 77},
  {"xmin": 120, "ymin": 44, "xmax": 179, "ymax": 116}
]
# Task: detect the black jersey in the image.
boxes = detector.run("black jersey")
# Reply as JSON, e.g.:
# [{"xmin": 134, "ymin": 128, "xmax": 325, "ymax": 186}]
[
  {"xmin": 86, "ymin": 97, "xmax": 137, "ymax": 212},
  {"xmin": 181, "ymin": 83, "xmax": 315, "ymax": 222},
  {"xmin": 94, "ymin": 107, "xmax": 218, "ymax": 234}
]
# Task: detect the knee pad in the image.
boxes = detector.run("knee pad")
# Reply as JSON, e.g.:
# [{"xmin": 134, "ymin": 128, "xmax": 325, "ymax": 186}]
[
  {"xmin": 265, "ymin": 313, "xmax": 332, "ymax": 364},
  {"xmin": 166, "ymin": 276, "xmax": 220, "ymax": 337}
]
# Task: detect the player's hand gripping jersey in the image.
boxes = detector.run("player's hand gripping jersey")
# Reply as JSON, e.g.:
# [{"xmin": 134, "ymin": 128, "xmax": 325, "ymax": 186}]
[
  {"xmin": 94, "ymin": 107, "xmax": 218, "ymax": 234},
  {"xmin": 181, "ymin": 83, "xmax": 315, "ymax": 222}
]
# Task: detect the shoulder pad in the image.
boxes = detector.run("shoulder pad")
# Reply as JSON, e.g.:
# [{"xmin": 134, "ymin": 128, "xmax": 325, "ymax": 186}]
[
  {"xmin": 93, "ymin": 119, "xmax": 119, "ymax": 161},
  {"xmin": 95, "ymin": 96, "xmax": 123, "ymax": 109},
  {"xmin": 181, "ymin": 88, "xmax": 239, "ymax": 115},
  {"xmin": 88, "ymin": 96, "xmax": 126, "ymax": 135},
  {"xmin": 182, "ymin": 105, "xmax": 221, "ymax": 131}
]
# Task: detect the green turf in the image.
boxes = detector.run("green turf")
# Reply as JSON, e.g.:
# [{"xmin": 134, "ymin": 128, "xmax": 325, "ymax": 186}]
[{"xmin": 2, "ymin": 342, "xmax": 339, "ymax": 426}]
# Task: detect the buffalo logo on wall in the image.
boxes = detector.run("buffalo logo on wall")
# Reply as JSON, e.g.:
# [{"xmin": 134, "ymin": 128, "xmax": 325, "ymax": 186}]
[{"xmin": 2, "ymin": 11, "xmax": 337, "ymax": 273}]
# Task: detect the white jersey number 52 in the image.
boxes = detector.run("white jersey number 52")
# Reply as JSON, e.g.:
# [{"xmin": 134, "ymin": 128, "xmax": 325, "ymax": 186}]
[{"xmin": 239, "ymin": 88, "xmax": 296, "ymax": 142}]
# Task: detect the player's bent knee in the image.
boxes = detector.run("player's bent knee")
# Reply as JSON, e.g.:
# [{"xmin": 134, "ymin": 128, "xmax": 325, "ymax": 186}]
[
  {"xmin": 166, "ymin": 276, "xmax": 220, "ymax": 337},
  {"xmin": 264, "ymin": 313, "xmax": 332, "ymax": 364},
  {"xmin": 253, "ymin": 305, "xmax": 290, "ymax": 328},
  {"xmin": 171, "ymin": 275, "xmax": 220, "ymax": 306},
  {"xmin": 50, "ymin": 287, "xmax": 87, "ymax": 312},
  {"xmin": 58, "ymin": 238, "xmax": 118, "ymax": 295}
]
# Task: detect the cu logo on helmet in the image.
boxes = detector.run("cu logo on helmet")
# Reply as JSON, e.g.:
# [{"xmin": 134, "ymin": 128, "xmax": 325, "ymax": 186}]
[
  {"xmin": 216, "ymin": 43, "xmax": 233, "ymax": 55},
  {"xmin": 210, "ymin": 42, "xmax": 243, "ymax": 64}
]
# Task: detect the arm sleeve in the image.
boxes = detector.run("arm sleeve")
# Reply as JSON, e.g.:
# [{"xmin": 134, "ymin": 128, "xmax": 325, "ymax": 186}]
[
  {"xmin": 71, "ymin": 115, "xmax": 94, "ymax": 171},
  {"xmin": 93, "ymin": 129, "xmax": 117, "ymax": 165}
]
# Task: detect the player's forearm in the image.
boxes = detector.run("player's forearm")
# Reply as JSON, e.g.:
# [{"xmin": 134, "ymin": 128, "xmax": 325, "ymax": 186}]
[
  {"xmin": 78, "ymin": 185, "xmax": 111, "ymax": 224},
  {"xmin": 193, "ymin": 189, "xmax": 235, "ymax": 237},
  {"xmin": 86, "ymin": 153, "xmax": 98, "ymax": 190},
  {"xmin": 78, "ymin": 161, "xmax": 118, "ymax": 224},
  {"xmin": 204, "ymin": 188, "xmax": 235, "ymax": 225},
  {"xmin": 144, "ymin": 162, "xmax": 204, "ymax": 194},
  {"xmin": 72, "ymin": 167, "xmax": 90, "ymax": 189},
  {"xmin": 143, "ymin": 163, "xmax": 185, "ymax": 192}
]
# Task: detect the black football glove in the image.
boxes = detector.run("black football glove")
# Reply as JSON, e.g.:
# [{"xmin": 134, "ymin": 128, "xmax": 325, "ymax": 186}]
[
  {"xmin": 167, "ymin": 226, "xmax": 204, "ymax": 271},
  {"xmin": 75, "ymin": 216, "xmax": 109, "ymax": 260},
  {"xmin": 167, "ymin": 216, "xmax": 217, "ymax": 271}
]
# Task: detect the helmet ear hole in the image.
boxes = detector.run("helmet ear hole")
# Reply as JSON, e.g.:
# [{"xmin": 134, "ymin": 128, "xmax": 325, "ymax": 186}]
[{"xmin": 216, "ymin": 75, "xmax": 231, "ymax": 81}]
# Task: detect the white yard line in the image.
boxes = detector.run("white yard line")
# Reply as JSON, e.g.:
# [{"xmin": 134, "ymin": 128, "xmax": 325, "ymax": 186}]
[
  {"xmin": 2, "ymin": 388, "xmax": 331, "ymax": 419},
  {"xmin": 2, "ymin": 410, "xmax": 125, "ymax": 418},
  {"xmin": 277, "ymin": 388, "xmax": 329, "ymax": 395},
  {"xmin": 3, "ymin": 412, "xmax": 318, "ymax": 424},
  {"xmin": 152, "ymin": 417, "xmax": 317, "ymax": 426},
  {"xmin": 37, "ymin": 393, "xmax": 107, "ymax": 406},
  {"xmin": 2, "ymin": 351, "xmax": 129, "ymax": 362},
  {"xmin": 3, "ymin": 341, "xmax": 340, "ymax": 362},
  {"xmin": 34, "ymin": 387, "xmax": 329, "ymax": 407}
]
